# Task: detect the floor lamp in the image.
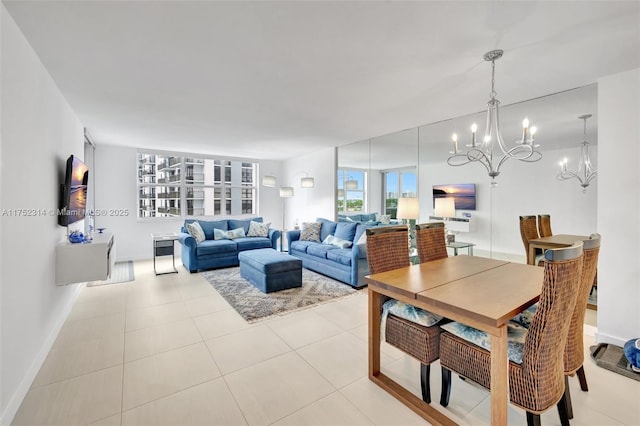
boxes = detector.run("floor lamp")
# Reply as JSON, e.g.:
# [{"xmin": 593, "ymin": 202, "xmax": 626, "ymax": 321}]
[{"xmin": 279, "ymin": 187, "xmax": 294, "ymax": 251}]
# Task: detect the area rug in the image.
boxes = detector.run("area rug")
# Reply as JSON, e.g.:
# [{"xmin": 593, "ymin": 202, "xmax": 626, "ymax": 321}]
[
  {"xmin": 590, "ymin": 343, "xmax": 640, "ymax": 382},
  {"xmin": 202, "ymin": 267, "xmax": 358, "ymax": 322},
  {"xmin": 87, "ymin": 261, "xmax": 135, "ymax": 287}
]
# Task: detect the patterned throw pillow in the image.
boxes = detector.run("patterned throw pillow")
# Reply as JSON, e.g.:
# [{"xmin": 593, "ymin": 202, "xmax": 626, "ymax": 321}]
[
  {"xmin": 300, "ymin": 222, "xmax": 321, "ymax": 242},
  {"xmin": 376, "ymin": 213, "xmax": 391, "ymax": 224},
  {"xmin": 214, "ymin": 227, "xmax": 246, "ymax": 240},
  {"xmin": 247, "ymin": 221, "xmax": 270, "ymax": 237},
  {"xmin": 186, "ymin": 221, "xmax": 206, "ymax": 243}
]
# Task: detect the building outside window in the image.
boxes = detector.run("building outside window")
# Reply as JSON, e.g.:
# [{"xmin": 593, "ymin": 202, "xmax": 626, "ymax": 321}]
[
  {"xmin": 137, "ymin": 152, "xmax": 257, "ymax": 218},
  {"xmin": 383, "ymin": 168, "xmax": 417, "ymax": 219}
]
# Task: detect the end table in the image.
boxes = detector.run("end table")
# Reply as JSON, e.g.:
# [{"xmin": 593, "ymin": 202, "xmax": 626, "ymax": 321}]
[{"xmin": 152, "ymin": 233, "xmax": 179, "ymax": 275}]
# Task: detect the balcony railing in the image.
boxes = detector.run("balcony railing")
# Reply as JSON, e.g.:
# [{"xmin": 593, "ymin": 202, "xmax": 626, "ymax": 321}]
[
  {"xmin": 185, "ymin": 190, "xmax": 205, "ymax": 199},
  {"xmin": 157, "ymin": 207, "xmax": 181, "ymax": 216},
  {"xmin": 157, "ymin": 191, "xmax": 181, "ymax": 199}
]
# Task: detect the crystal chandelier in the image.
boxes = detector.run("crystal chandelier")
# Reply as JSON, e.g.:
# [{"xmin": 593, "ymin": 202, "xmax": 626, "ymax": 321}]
[
  {"xmin": 557, "ymin": 114, "xmax": 597, "ymax": 192},
  {"xmin": 447, "ymin": 50, "xmax": 542, "ymax": 186}
]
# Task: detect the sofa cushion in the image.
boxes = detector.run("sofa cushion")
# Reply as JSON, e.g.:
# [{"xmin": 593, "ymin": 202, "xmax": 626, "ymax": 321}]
[
  {"xmin": 326, "ymin": 249, "xmax": 352, "ymax": 266},
  {"xmin": 234, "ymin": 237, "xmax": 273, "ymax": 251},
  {"xmin": 334, "ymin": 222, "xmax": 358, "ymax": 242},
  {"xmin": 290, "ymin": 240, "xmax": 313, "ymax": 254},
  {"xmin": 317, "ymin": 218, "xmax": 338, "ymax": 242},
  {"xmin": 361, "ymin": 213, "xmax": 378, "ymax": 222},
  {"xmin": 307, "ymin": 243, "xmax": 338, "ymax": 259},
  {"xmin": 186, "ymin": 221, "xmax": 206, "ymax": 243},
  {"xmin": 229, "ymin": 217, "xmax": 262, "ymax": 234},
  {"xmin": 247, "ymin": 221, "xmax": 270, "ymax": 237},
  {"xmin": 300, "ymin": 222, "xmax": 321, "ymax": 242},
  {"xmin": 195, "ymin": 220, "xmax": 228, "ymax": 240},
  {"xmin": 196, "ymin": 239, "xmax": 237, "ymax": 256}
]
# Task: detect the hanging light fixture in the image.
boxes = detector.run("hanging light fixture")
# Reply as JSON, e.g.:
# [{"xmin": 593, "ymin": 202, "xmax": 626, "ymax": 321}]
[
  {"xmin": 557, "ymin": 114, "xmax": 597, "ymax": 193},
  {"xmin": 447, "ymin": 49, "xmax": 542, "ymax": 187},
  {"xmin": 345, "ymin": 175, "xmax": 358, "ymax": 190}
]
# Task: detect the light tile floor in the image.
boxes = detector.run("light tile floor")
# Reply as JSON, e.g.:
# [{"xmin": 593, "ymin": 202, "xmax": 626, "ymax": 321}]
[{"xmin": 12, "ymin": 260, "xmax": 639, "ymax": 426}]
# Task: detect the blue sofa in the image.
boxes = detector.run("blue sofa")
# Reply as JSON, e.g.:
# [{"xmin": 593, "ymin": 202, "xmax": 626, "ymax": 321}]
[
  {"xmin": 286, "ymin": 218, "xmax": 371, "ymax": 288},
  {"xmin": 178, "ymin": 217, "xmax": 280, "ymax": 272}
]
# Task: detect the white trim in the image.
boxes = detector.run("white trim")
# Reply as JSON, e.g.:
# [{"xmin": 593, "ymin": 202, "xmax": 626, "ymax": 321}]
[{"xmin": 594, "ymin": 331, "xmax": 628, "ymax": 348}]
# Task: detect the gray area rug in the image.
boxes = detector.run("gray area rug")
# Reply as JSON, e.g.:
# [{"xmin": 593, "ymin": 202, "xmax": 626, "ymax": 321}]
[
  {"xmin": 87, "ymin": 261, "xmax": 134, "ymax": 287},
  {"xmin": 202, "ymin": 267, "xmax": 358, "ymax": 322},
  {"xmin": 590, "ymin": 343, "xmax": 640, "ymax": 382}
]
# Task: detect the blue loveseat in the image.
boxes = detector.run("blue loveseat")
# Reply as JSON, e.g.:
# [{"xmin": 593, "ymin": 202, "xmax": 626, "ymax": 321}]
[
  {"xmin": 286, "ymin": 218, "xmax": 371, "ymax": 288},
  {"xmin": 178, "ymin": 217, "xmax": 280, "ymax": 272}
]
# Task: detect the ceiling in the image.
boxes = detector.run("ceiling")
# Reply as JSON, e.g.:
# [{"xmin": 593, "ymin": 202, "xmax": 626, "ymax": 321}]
[{"xmin": 3, "ymin": 1, "xmax": 639, "ymax": 160}]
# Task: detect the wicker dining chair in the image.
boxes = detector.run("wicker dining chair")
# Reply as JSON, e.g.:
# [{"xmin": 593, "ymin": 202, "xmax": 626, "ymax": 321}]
[
  {"xmin": 415, "ymin": 222, "xmax": 448, "ymax": 263},
  {"xmin": 538, "ymin": 214, "xmax": 553, "ymax": 238},
  {"xmin": 365, "ymin": 225, "xmax": 441, "ymax": 404},
  {"xmin": 439, "ymin": 242, "xmax": 584, "ymax": 426},
  {"xmin": 562, "ymin": 234, "xmax": 600, "ymax": 418},
  {"xmin": 520, "ymin": 215, "xmax": 544, "ymax": 265}
]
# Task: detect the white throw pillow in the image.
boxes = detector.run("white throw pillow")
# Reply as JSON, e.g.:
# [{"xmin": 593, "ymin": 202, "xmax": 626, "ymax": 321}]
[{"xmin": 186, "ymin": 221, "xmax": 206, "ymax": 243}]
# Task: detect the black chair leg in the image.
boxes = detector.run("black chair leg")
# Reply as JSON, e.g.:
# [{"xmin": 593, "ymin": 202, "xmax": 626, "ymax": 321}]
[
  {"xmin": 526, "ymin": 412, "xmax": 542, "ymax": 426},
  {"xmin": 576, "ymin": 365, "xmax": 588, "ymax": 391},
  {"xmin": 440, "ymin": 367, "xmax": 451, "ymax": 407},
  {"xmin": 564, "ymin": 376, "xmax": 574, "ymax": 419},
  {"xmin": 557, "ymin": 391, "xmax": 571, "ymax": 426},
  {"xmin": 420, "ymin": 363, "xmax": 431, "ymax": 403}
]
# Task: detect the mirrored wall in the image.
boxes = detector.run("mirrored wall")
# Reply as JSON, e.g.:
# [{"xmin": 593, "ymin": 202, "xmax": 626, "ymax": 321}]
[{"xmin": 337, "ymin": 83, "xmax": 598, "ymax": 281}]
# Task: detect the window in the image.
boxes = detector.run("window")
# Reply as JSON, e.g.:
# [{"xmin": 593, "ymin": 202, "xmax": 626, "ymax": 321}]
[
  {"xmin": 382, "ymin": 168, "xmax": 417, "ymax": 219},
  {"xmin": 137, "ymin": 152, "xmax": 257, "ymax": 218},
  {"xmin": 337, "ymin": 169, "xmax": 366, "ymax": 213}
]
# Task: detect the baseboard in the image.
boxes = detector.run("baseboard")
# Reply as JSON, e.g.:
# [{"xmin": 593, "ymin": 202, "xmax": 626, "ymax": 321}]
[
  {"xmin": 0, "ymin": 282, "xmax": 85, "ymax": 426},
  {"xmin": 471, "ymin": 248, "xmax": 527, "ymax": 264},
  {"xmin": 594, "ymin": 331, "xmax": 628, "ymax": 348}
]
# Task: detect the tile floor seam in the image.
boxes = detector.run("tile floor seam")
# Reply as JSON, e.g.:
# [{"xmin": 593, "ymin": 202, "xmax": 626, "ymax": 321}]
[{"xmin": 219, "ymin": 375, "xmax": 252, "ymax": 426}]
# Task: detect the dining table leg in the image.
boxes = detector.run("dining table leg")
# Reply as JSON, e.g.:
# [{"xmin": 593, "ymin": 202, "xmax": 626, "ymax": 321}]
[
  {"xmin": 490, "ymin": 327, "xmax": 509, "ymax": 425},
  {"xmin": 368, "ymin": 288, "xmax": 381, "ymax": 378}
]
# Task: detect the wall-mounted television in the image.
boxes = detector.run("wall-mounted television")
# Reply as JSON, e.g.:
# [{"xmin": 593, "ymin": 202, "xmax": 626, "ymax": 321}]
[
  {"xmin": 58, "ymin": 155, "xmax": 89, "ymax": 226},
  {"xmin": 433, "ymin": 183, "xmax": 476, "ymax": 210}
]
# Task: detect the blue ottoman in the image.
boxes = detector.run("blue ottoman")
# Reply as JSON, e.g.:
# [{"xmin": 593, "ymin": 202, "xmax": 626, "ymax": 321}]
[{"xmin": 238, "ymin": 249, "xmax": 303, "ymax": 293}]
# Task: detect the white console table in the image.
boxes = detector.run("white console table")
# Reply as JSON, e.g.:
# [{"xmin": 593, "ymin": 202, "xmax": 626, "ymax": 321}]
[
  {"xmin": 428, "ymin": 216, "xmax": 475, "ymax": 233},
  {"xmin": 56, "ymin": 231, "xmax": 115, "ymax": 285}
]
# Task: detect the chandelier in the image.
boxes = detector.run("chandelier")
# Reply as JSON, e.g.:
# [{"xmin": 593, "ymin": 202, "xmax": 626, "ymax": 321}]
[
  {"xmin": 557, "ymin": 114, "xmax": 597, "ymax": 192},
  {"xmin": 447, "ymin": 50, "xmax": 542, "ymax": 186}
]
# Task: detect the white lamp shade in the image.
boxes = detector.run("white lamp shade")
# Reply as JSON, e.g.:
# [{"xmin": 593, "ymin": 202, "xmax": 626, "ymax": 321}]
[
  {"xmin": 397, "ymin": 197, "xmax": 420, "ymax": 220},
  {"xmin": 345, "ymin": 180, "xmax": 358, "ymax": 190},
  {"xmin": 279, "ymin": 186, "xmax": 294, "ymax": 198},
  {"xmin": 434, "ymin": 197, "xmax": 456, "ymax": 218},
  {"xmin": 262, "ymin": 175, "xmax": 277, "ymax": 187},
  {"xmin": 300, "ymin": 177, "xmax": 314, "ymax": 188},
  {"xmin": 337, "ymin": 189, "xmax": 345, "ymax": 198}
]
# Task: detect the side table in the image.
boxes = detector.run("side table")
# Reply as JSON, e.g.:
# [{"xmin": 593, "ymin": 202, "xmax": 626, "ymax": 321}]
[
  {"xmin": 446, "ymin": 241, "xmax": 475, "ymax": 256},
  {"xmin": 152, "ymin": 233, "xmax": 179, "ymax": 275}
]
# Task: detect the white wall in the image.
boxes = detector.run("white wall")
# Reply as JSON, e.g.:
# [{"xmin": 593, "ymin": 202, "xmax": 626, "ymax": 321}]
[
  {"xmin": 596, "ymin": 68, "xmax": 640, "ymax": 346},
  {"xmin": 417, "ymin": 145, "xmax": 597, "ymax": 260},
  {"xmin": 93, "ymin": 145, "xmax": 284, "ymax": 261},
  {"xmin": 0, "ymin": 6, "xmax": 85, "ymax": 423},
  {"xmin": 283, "ymin": 147, "xmax": 336, "ymax": 230}
]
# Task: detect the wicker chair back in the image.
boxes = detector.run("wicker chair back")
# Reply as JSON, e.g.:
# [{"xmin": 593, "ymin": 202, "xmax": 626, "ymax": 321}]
[
  {"xmin": 415, "ymin": 222, "xmax": 448, "ymax": 263},
  {"xmin": 365, "ymin": 225, "xmax": 410, "ymax": 274},
  {"xmin": 520, "ymin": 215, "xmax": 541, "ymax": 264},
  {"xmin": 538, "ymin": 214, "xmax": 553, "ymax": 238}
]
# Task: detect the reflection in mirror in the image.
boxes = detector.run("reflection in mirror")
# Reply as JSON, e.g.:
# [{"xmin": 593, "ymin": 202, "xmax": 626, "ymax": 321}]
[
  {"xmin": 337, "ymin": 139, "xmax": 370, "ymax": 217},
  {"xmin": 370, "ymin": 128, "xmax": 418, "ymax": 220}
]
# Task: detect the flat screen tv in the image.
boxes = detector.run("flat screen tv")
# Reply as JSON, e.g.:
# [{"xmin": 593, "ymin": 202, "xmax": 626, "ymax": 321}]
[
  {"xmin": 58, "ymin": 155, "xmax": 89, "ymax": 226},
  {"xmin": 433, "ymin": 183, "xmax": 476, "ymax": 210}
]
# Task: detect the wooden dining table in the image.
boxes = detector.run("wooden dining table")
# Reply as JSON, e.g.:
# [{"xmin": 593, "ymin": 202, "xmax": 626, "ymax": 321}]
[
  {"xmin": 366, "ymin": 255, "xmax": 544, "ymax": 426},
  {"xmin": 527, "ymin": 234, "xmax": 588, "ymax": 265}
]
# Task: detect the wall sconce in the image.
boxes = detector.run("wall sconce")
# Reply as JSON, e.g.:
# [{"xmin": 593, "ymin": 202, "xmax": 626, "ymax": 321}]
[{"xmin": 262, "ymin": 175, "xmax": 277, "ymax": 187}]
